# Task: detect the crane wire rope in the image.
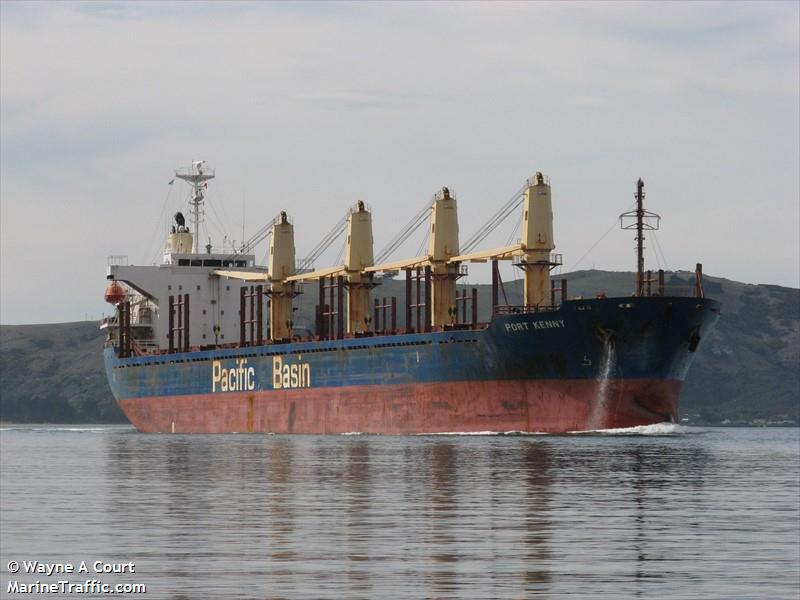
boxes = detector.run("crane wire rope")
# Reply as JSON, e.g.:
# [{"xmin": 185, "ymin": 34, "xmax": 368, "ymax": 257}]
[
  {"xmin": 505, "ymin": 211, "xmax": 523, "ymax": 247},
  {"xmin": 460, "ymin": 183, "xmax": 527, "ymax": 255},
  {"xmin": 374, "ymin": 200, "xmax": 432, "ymax": 264},
  {"xmin": 231, "ymin": 222, "xmax": 272, "ymax": 259},
  {"xmin": 334, "ymin": 238, "xmax": 346, "ymax": 267},
  {"xmin": 245, "ymin": 222, "xmax": 271, "ymax": 251},
  {"xmin": 414, "ymin": 220, "xmax": 430, "ymax": 258},
  {"xmin": 296, "ymin": 212, "xmax": 349, "ymax": 272},
  {"xmin": 502, "ymin": 211, "xmax": 524, "ymax": 282}
]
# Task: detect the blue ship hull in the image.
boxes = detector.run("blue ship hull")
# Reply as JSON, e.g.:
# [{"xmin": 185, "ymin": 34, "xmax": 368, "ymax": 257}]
[{"xmin": 105, "ymin": 296, "xmax": 720, "ymax": 433}]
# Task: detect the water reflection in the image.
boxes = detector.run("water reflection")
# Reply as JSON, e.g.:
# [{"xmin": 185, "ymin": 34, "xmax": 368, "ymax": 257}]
[
  {"xmin": 628, "ymin": 444, "xmax": 710, "ymax": 598},
  {"xmin": 521, "ymin": 442, "xmax": 554, "ymax": 593},
  {"xmin": 343, "ymin": 442, "xmax": 372, "ymax": 595},
  {"xmin": 427, "ymin": 443, "xmax": 459, "ymax": 599},
  {"xmin": 267, "ymin": 438, "xmax": 295, "ymax": 591},
  {"xmin": 102, "ymin": 433, "xmax": 718, "ymax": 599}
]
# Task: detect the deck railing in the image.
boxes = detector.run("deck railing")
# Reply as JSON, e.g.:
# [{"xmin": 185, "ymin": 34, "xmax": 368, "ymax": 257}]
[{"xmin": 494, "ymin": 304, "xmax": 559, "ymax": 315}]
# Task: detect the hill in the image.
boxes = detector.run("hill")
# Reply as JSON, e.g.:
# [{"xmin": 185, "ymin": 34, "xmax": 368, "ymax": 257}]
[
  {"xmin": 1, "ymin": 270, "xmax": 797, "ymax": 425},
  {"xmin": 0, "ymin": 321, "xmax": 124, "ymax": 422}
]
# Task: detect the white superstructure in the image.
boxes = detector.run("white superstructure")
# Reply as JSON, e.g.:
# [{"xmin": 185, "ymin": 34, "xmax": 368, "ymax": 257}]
[{"xmin": 102, "ymin": 162, "xmax": 262, "ymax": 351}]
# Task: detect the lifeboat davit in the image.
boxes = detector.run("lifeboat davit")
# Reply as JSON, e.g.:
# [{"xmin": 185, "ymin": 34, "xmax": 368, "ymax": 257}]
[{"xmin": 104, "ymin": 281, "xmax": 126, "ymax": 305}]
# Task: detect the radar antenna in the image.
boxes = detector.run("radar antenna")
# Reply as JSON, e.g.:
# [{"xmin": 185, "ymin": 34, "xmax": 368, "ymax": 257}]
[{"xmin": 174, "ymin": 160, "xmax": 215, "ymax": 253}]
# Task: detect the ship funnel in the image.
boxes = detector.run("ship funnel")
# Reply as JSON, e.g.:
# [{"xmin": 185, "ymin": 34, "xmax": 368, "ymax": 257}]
[{"xmin": 165, "ymin": 211, "xmax": 193, "ymax": 255}]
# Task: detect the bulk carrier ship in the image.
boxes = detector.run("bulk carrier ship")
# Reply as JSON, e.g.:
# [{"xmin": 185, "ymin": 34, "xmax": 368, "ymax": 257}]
[{"xmin": 101, "ymin": 162, "xmax": 719, "ymax": 434}]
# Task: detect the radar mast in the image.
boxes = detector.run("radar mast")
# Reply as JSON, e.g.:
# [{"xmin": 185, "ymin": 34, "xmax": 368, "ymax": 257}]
[{"xmin": 175, "ymin": 160, "xmax": 215, "ymax": 253}]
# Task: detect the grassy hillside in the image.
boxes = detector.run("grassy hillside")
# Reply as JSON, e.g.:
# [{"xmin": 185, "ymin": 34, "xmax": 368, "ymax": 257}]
[
  {"xmin": 1, "ymin": 270, "xmax": 797, "ymax": 425},
  {"xmin": 680, "ymin": 278, "xmax": 799, "ymax": 424},
  {"xmin": 0, "ymin": 321, "xmax": 124, "ymax": 422}
]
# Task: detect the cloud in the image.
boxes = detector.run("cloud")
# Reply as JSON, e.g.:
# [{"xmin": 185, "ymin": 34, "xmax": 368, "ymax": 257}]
[{"xmin": 1, "ymin": 1, "xmax": 798, "ymax": 323}]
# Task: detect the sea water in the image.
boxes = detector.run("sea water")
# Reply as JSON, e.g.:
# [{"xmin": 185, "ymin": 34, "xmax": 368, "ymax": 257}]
[{"xmin": 1, "ymin": 425, "xmax": 798, "ymax": 599}]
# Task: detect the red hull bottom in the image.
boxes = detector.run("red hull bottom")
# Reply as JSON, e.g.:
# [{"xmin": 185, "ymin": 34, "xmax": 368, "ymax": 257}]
[{"xmin": 118, "ymin": 379, "xmax": 681, "ymax": 434}]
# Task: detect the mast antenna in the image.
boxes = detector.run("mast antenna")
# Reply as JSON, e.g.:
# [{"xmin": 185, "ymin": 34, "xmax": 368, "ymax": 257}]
[
  {"xmin": 175, "ymin": 160, "xmax": 215, "ymax": 253},
  {"xmin": 620, "ymin": 178, "xmax": 660, "ymax": 296}
]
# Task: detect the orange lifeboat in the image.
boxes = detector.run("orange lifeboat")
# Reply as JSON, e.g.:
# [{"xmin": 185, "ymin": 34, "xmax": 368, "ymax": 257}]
[{"xmin": 104, "ymin": 281, "xmax": 126, "ymax": 305}]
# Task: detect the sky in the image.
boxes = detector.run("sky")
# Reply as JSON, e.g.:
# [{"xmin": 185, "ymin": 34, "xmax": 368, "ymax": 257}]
[{"xmin": 1, "ymin": 1, "xmax": 798, "ymax": 325}]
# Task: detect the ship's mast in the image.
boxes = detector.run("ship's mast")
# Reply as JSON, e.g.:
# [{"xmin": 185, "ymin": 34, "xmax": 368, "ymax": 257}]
[
  {"xmin": 635, "ymin": 178, "xmax": 645, "ymax": 296},
  {"xmin": 175, "ymin": 160, "xmax": 215, "ymax": 253},
  {"xmin": 620, "ymin": 178, "xmax": 660, "ymax": 297}
]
